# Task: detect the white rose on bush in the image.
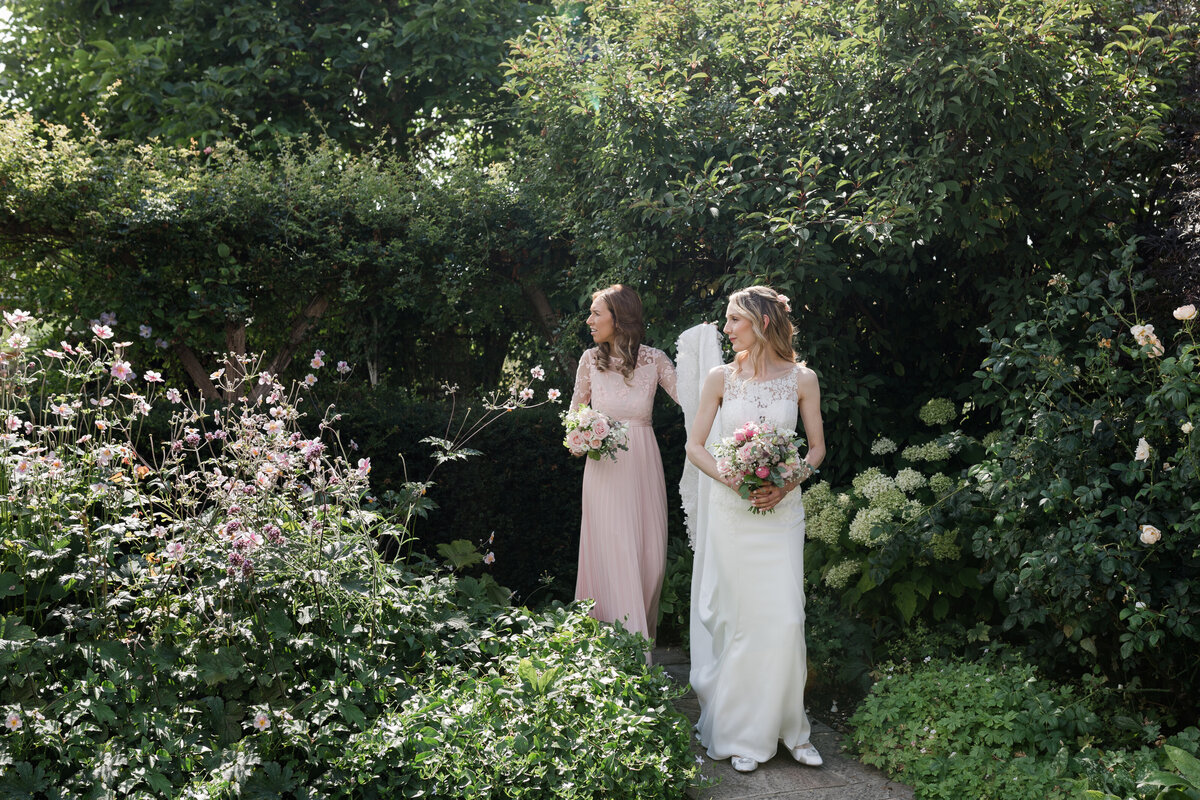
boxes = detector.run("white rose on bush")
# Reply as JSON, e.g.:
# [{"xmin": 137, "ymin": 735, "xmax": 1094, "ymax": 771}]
[
  {"xmin": 1134, "ymin": 437, "xmax": 1151, "ymax": 462},
  {"xmin": 1138, "ymin": 524, "xmax": 1162, "ymax": 545},
  {"xmin": 1173, "ymin": 304, "xmax": 1197, "ymax": 321}
]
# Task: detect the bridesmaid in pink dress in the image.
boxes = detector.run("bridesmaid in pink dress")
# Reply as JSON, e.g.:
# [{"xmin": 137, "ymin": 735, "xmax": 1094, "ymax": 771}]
[{"xmin": 571, "ymin": 285, "xmax": 679, "ymax": 646}]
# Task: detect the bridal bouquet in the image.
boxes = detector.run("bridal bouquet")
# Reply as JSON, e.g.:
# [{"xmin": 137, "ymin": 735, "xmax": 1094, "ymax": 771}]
[
  {"xmin": 713, "ymin": 421, "xmax": 807, "ymax": 514},
  {"xmin": 563, "ymin": 404, "xmax": 630, "ymax": 461}
]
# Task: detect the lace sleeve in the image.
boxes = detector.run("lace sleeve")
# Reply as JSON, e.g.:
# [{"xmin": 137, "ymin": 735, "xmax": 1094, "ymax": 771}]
[
  {"xmin": 570, "ymin": 349, "xmax": 594, "ymax": 407},
  {"xmin": 655, "ymin": 349, "xmax": 679, "ymax": 404}
]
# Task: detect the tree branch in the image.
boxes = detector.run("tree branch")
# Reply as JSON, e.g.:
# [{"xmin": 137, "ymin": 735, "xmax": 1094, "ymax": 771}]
[
  {"xmin": 174, "ymin": 343, "xmax": 222, "ymax": 400},
  {"xmin": 250, "ymin": 287, "xmax": 335, "ymax": 402}
]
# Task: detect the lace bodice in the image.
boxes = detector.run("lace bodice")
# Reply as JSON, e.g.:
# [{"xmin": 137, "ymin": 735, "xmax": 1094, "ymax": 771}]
[
  {"xmin": 714, "ymin": 362, "xmax": 804, "ymax": 513},
  {"xmin": 720, "ymin": 363, "xmax": 801, "ymax": 437},
  {"xmin": 571, "ymin": 346, "xmax": 679, "ymax": 424}
]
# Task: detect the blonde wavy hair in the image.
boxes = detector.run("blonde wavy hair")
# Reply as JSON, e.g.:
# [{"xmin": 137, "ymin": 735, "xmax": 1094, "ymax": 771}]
[
  {"xmin": 728, "ymin": 285, "xmax": 797, "ymax": 377},
  {"xmin": 593, "ymin": 284, "xmax": 645, "ymax": 382}
]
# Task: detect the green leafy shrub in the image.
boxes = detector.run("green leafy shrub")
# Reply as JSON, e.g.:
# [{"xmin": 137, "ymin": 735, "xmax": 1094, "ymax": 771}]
[
  {"xmin": 655, "ymin": 535, "xmax": 693, "ymax": 647},
  {"xmin": 803, "ymin": 589, "xmax": 875, "ymax": 698},
  {"xmin": 1076, "ymin": 730, "xmax": 1200, "ymax": 800},
  {"xmin": 0, "ymin": 313, "xmax": 697, "ymax": 797},
  {"xmin": 338, "ymin": 606, "xmax": 692, "ymax": 799},
  {"xmin": 849, "ymin": 654, "xmax": 1101, "ymax": 800},
  {"xmin": 967, "ymin": 252, "xmax": 1200, "ymax": 708}
]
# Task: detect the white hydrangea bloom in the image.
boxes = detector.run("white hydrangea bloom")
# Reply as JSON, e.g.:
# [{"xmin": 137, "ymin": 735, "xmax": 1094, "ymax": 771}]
[{"xmin": 895, "ymin": 468, "xmax": 927, "ymax": 493}]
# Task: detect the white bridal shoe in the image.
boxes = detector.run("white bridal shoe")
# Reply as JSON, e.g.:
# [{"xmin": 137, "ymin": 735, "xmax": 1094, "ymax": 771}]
[
  {"xmin": 790, "ymin": 743, "xmax": 823, "ymax": 767},
  {"xmin": 731, "ymin": 756, "xmax": 759, "ymax": 773}
]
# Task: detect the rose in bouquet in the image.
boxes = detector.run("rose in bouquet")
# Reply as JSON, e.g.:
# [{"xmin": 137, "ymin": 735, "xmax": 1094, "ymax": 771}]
[
  {"xmin": 712, "ymin": 420, "xmax": 807, "ymax": 514},
  {"xmin": 563, "ymin": 404, "xmax": 630, "ymax": 461}
]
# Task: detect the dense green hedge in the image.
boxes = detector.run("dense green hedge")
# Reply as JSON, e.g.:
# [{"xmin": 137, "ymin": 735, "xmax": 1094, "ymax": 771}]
[{"xmin": 337, "ymin": 392, "xmax": 689, "ymax": 607}]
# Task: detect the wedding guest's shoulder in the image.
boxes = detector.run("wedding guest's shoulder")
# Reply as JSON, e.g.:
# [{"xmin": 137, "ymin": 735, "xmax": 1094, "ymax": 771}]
[
  {"xmin": 579, "ymin": 347, "xmax": 598, "ymax": 363},
  {"xmin": 641, "ymin": 344, "xmax": 669, "ymax": 362}
]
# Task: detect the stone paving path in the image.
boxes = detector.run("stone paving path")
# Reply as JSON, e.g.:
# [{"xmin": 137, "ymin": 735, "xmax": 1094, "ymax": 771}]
[{"xmin": 653, "ymin": 647, "xmax": 915, "ymax": 800}]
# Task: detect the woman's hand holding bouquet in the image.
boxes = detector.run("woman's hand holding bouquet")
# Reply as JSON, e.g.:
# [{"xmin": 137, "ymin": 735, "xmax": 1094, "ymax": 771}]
[
  {"xmin": 563, "ymin": 404, "xmax": 630, "ymax": 461},
  {"xmin": 712, "ymin": 420, "xmax": 814, "ymax": 514}
]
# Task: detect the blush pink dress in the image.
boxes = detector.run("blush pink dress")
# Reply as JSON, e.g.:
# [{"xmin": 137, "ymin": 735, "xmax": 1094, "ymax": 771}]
[{"xmin": 571, "ymin": 345, "xmax": 679, "ymax": 643}]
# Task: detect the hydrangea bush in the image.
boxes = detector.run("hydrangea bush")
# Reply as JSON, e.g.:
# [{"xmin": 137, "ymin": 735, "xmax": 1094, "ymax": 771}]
[
  {"xmin": 0, "ymin": 312, "xmax": 697, "ymax": 797},
  {"xmin": 803, "ymin": 399, "xmax": 988, "ymax": 627}
]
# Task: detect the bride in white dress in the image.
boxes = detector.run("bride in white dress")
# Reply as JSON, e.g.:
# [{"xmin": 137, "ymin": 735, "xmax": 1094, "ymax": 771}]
[{"xmin": 682, "ymin": 285, "xmax": 826, "ymax": 774}]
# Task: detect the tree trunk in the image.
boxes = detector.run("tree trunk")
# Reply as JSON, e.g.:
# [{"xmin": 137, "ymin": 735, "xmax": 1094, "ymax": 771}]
[
  {"xmin": 248, "ymin": 287, "xmax": 334, "ymax": 402},
  {"xmin": 224, "ymin": 320, "xmax": 247, "ymax": 399},
  {"xmin": 521, "ymin": 281, "xmax": 574, "ymax": 375},
  {"xmin": 174, "ymin": 343, "xmax": 222, "ymax": 400}
]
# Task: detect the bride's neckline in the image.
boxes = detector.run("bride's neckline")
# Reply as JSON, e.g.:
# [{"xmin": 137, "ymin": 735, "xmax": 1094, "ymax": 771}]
[{"xmin": 729, "ymin": 362, "xmax": 798, "ymax": 384}]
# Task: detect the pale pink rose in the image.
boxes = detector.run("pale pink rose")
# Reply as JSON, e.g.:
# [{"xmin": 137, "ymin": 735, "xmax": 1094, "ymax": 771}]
[
  {"xmin": 1173, "ymin": 304, "xmax": 1197, "ymax": 321},
  {"xmin": 592, "ymin": 418, "xmax": 610, "ymax": 439},
  {"xmin": 587, "ymin": 434, "xmax": 603, "ymax": 449},
  {"xmin": 566, "ymin": 429, "xmax": 588, "ymax": 453}
]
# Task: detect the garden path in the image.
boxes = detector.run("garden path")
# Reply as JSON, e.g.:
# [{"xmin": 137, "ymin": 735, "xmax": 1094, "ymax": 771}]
[{"xmin": 653, "ymin": 647, "xmax": 914, "ymax": 800}]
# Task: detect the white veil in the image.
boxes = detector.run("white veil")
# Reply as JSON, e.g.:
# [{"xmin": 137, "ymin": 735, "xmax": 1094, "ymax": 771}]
[
  {"xmin": 674, "ymin": 323, "xmax": 724, "ymax": 683},
  {"xmin": 674, "ymin": 322, "xmax": 723, "ymax": 548}
]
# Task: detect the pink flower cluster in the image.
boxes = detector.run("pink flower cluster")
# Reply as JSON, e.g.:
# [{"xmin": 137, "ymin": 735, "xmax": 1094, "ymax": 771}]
[
  {"xmin": 562, "ymin": 404, "xmax": 629, "ymax": 461},
  {"xmin": 712, "ymin": 421, "xmax": 804, "ymax": 514}
]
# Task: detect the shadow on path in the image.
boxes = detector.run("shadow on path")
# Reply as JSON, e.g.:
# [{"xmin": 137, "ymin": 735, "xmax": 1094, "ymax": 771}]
[{"xmin": 653, "ymin": 646, "xmax": 915, "ymax": 800}]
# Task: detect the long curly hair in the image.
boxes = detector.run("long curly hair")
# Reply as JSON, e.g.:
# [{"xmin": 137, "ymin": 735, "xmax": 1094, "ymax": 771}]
[
  {"xmin": 593, "ymin": 284, "xmax": 645, "ymax": 382},
  {"xmin": 727, "ymin": 285, "xmax": 796, "ymax": 377}
]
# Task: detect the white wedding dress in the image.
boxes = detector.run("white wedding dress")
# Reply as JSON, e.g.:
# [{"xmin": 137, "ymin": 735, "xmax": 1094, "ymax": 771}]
[{"xmin": 687, "ymin": 361, "xmax": 812, "ymax": 763}]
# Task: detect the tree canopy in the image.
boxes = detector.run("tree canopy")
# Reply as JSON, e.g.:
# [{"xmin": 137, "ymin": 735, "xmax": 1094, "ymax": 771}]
[
  {"xmin": 0, "ymin": 113, "xmax": 574, "ymax": 397},
  {"xmin": 504, "ymin": 0, "xmax": 1197, "ymax": 460},
  {"xmin": 0, "ymin": 0, "xmax": 550, "ymax": 154}
]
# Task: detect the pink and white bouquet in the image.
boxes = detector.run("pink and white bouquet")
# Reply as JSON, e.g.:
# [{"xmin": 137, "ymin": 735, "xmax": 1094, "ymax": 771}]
[
  {"xmin": 563, "ymin": 404, "xmax": 630, "ymax": 461},
  {"xmin": 712, "ymin": 420, "xmax": 806, "ymax": 514}
]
